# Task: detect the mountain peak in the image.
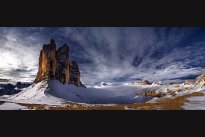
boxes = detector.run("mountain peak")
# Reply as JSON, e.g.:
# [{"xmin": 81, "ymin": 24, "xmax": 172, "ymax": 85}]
[
  {"xmin": 34, "ymin": 39, "xmax": 84, "ymax": 87},
  {"xmin": 50, "ymin": 39, "xmax": 56, "ymax": 44}
]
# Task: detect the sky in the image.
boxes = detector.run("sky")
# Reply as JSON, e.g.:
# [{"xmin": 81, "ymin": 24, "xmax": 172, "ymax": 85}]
[{"xmin": 1, "ymin": 27, "xmax": 205, "ymax": 84}]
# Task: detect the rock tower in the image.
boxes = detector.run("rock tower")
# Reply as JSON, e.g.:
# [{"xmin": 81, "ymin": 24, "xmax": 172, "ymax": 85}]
[{"xmin": 34, "ymin": 39, "xmax": 83, "ymax": 87}]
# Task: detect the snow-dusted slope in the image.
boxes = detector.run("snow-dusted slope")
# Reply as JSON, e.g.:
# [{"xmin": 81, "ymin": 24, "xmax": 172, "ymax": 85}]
[
  {"xmin": 48, "ymin": 80, "xmax": 151, "ymax": 104},
  {"xmin": 0, "ymin": 103, "xmax": 28, "ymax": 110},
  {"xmin": 1, "ymin": 81, "xmax": 66, "ymax": 106},
  {"xmin": 2, "ymin": 79, "xmax": 205, "ymax": 107},
  {"xmin": 0, "ymin": 80, "xmax": 153, "ymax": 105}
]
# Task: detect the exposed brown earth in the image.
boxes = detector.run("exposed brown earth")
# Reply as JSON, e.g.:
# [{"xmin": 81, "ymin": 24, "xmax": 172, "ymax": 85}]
[
  {"xmin": 140, "ymin": 90, "xmax": 167, "ymax": 97},
  {"xmin": 15, "ymin": 92, "xmax": 204, "ymax": 110},
  {"xmin": 184, "ymin": 80, "xmax": 194, "ymax": 85},
  {"xmin": 128, "ymin": 92, "xmax": 204, "ymax": 110}
]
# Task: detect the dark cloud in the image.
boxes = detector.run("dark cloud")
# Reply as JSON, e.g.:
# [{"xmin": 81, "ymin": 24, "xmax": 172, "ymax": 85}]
[
  {"xmin": 0, "ymin": 78, "xmax": 10, "ymax": 82},
  {"xmin": 0, "ymin": 27, "xmax": 205, "ymax": 84}
]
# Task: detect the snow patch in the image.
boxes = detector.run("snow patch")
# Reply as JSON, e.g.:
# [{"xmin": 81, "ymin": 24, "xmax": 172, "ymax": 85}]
[
  {"xmin": 49, "ymin": 80, "xmax": 151, "ymax": 104},
  {"xmin": 0, "ymin": 80, "xmax": 153, "ymax": 105},
  {"xmin": 0, "ymin": 81, "xmax": 67, "ymax": 106},
  {"xmin": 0, "ymin": 102, "xmax": 28, "ymax": 110},
  {"xmin": 3, "ymin": 79, "xmax": 205, "ymax": 109}
]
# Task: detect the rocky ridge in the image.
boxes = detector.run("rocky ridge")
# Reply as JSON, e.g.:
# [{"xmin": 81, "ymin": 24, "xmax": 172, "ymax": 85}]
[
  {"xmin": 138, "ymin": 74, "xmax": 205, "ymax": 98},
  {"xmin": 35, "ymin": 39, "xmax": 85, "ymax": 87}
]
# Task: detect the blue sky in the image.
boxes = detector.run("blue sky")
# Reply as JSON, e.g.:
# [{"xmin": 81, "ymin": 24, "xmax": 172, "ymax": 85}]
[{"xmin": 0, "ymin": 27, "xmax": 205, "ymax": 84}]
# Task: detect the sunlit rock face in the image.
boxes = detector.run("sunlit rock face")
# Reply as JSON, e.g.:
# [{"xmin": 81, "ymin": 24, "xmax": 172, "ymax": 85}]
[
  {"xmin": 195, "ymin": 74, "xmax": 205, "ymax": 85},
  {"xmin": 34, "ymin": 39, "xmax": 83, "ymax": 87},
  {"xmin": 35, "ymin": 39, "xmax": 58, "ymax": 83}
]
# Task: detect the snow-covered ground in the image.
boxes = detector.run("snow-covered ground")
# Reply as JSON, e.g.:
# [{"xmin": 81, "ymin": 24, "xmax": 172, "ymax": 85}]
[
  {"xmin": 0, "ymin": 81, "xmax": 67, "ymax": 107},
  {"xmin": 182, "ymin": 89, "xmax": 205, "ymax": 110},
  {"xmin": 0, "ymin": 80, "xmax": 154, "ymax": 107},
  {"xmin": 0, "ymin": 102, "xmax": 28, "ymax": 110},
  {"xmin": 42, "ymin": 80, "xmax": 153, "ymax": 104},
  {"xmin": 1, "ymin": 79, "xmax": 205, "ymax": 110},
  {"xmin": 182, "ymin": 81, "xmax": 205, "ymax": 110}
]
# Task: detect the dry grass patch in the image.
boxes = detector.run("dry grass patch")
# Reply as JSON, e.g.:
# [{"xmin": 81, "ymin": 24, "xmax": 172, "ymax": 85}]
[
  {"xmin": 125, "ymin": 92, "xmax": 204, "ymax": 110},
  {"xmin": 16, "ymin": 92, "xmax": 205, "ymax": 110}
]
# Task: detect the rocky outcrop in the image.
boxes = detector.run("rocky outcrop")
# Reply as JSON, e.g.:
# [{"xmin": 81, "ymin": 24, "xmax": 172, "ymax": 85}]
[
  {"xmin": 151, "ymin": 81, "xmax": 159, "ymax": 86},
  {"xmin": 140, "ymin": 89, "xmax": 178, "ymax": 97},
  {"xmin": 184, "ymin": 80, "xmax": 194, "ymax": 85},
  {"xmin": 132, "ymin": 80, "xmax": 151, "ymax": 86},
  {"xmin": 140, "ymin": 90, "xmax": 167, "ymax": 97},
  {"xmin": 0, "ymin": 82, "xmax": 32, "ymax": 96},
  {"xmin": 143, "ymin": 80, "xmax": 151, "ymax": 85},
  {"xmin": 195, "ymin": 74, "xmax": 205, "ymax": 85},
  {"xmin": 34, "ymin": 39, "xmax": 84, "ymax": 87}
]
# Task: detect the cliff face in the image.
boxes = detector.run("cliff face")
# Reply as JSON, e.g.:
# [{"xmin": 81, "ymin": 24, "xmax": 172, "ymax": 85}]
[
  {"xmin": 34, "ymin": 39, "xmax": 83, "ymax": 87},
  {"xmin": 70, "ymin": 61, "xmax": 81, "ymax": 87},
  {"xmin": 35, "ymin": 39, "xmax": 58, "ymax": 82},
  {"xmin": 56, "ymin": 44, "xmax": 70, "ymax": 84}
]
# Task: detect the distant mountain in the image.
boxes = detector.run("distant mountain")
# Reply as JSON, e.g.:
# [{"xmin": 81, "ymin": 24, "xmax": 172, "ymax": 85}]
[{"xmin": 0, "ymin": 82, "xmax": 32, "ymax": 96}]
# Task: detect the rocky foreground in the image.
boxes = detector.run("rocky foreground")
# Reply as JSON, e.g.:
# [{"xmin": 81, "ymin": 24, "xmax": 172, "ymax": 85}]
[{"xmin": 131, "ymin": 75, "xmax": 205, "ymax": 99}]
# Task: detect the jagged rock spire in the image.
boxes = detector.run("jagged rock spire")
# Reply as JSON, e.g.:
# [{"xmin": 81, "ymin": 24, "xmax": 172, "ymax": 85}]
[{"xmin": 34, "ymin": 39, "xmax": 83, "ymax": 87}]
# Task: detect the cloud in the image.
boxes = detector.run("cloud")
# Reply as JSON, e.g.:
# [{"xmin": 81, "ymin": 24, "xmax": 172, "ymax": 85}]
[
  {"xmin": 57, "ymin": 27, "xmax": 199, "ymax": 83},
  {"xmin": 0, "ymin": 27, "xmax": 45, "ymax": 83},
  {"xmin": 0, "ymin": 78, "xmax": 10, "ymax": 83},
  {"xmin": 0, "ymin": 27, "xmax": 204, "ymax": 84}
]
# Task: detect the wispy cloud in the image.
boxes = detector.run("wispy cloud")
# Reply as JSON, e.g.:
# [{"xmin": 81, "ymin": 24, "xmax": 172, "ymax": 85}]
[
  {"xmin": 0, "ymin": 27, "xmax": 45, "ymax": 83},
  {"xmin": 0, "ymin": 27, "xmax": 204, "ymax": 84},
  {"xmin": 59, "ymin": 27, "xmax": 199, "ymax": 83}
]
